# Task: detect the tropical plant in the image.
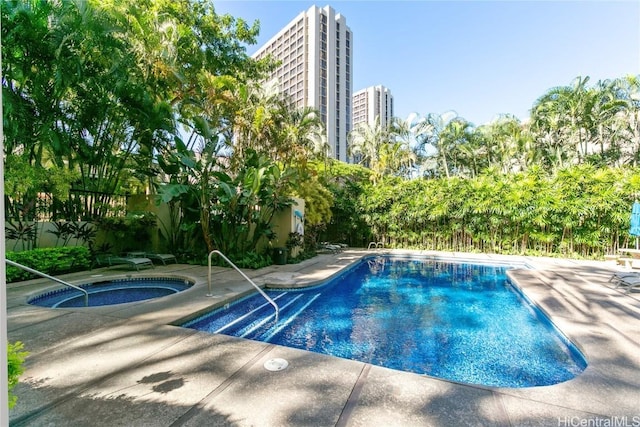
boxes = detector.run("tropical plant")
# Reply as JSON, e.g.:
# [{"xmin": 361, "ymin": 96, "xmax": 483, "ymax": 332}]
[
  {"xmin": 348, "ymin": 116, "xmax": 418, "ymax": 182},
  {"xmin": 229, "ymin": 79, "xmax": 286, "ymax": 168},
  {"xmin": 8, "ymin": 341, "xmax": 28, "ymax": 409},
  {"xmin": 47, "ymin": 221, "xmax": 74, "ymax": 246},
  {"xmin": 207, "ymin": 150, "xmax": 294, "ymax": 256},
  {"xmin": 47, "ymin": 220, "xmax": 96, "ymax": 247},
  {"xmin": 292, "ymin": 175, "xmax": 334, "ymax": 250},
  {"xmin": 92, "ymin": 213, "xmax": 155, "ymax": 254},
  {"xmin": 416, "ymin": 111, "xmax": 458, "ymax": 178},
  {"xmin": 315, "ymin": 160, "xmax": 372, "ymax": 246},
  {"xmin": 5, "ymin": 221, "xmax": 37, "ymax": 251},
  {"xmin": 278, "ymin": 106, "xmax": 326, "ymax": 171},
  {"xmin": 2, "ymin": 0, "xmax": 266, "ymax": 221},
  {"xmin": 348, "ymin": 117, "xmax": 389, "ymax": 170},
  {"xmin": 392, "ymin": 76, "xmax": 640, "ymax": 179},
  {"xmin": 285, "ymin": 232, "xmax": 304, "ymax": 252},
  {"xmin": 353, "ymin": 163, "xmax": 633, "ymax": 257},
  {"xmin": 159, "ymin": 139, "xmax": 295, "ymax": 257}
]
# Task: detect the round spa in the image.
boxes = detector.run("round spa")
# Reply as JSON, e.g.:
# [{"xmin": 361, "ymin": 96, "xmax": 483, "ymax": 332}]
[{"xmin": 28, "ymin": 277, "xmax": 193, "ymax": 308}]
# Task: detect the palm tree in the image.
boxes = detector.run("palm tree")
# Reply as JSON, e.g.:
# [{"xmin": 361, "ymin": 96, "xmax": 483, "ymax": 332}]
[
  {"xmin": 229, "ymin": 78, "xmax": 285, "ymax": 167},
  {"xmin": 608, "ymin": 76, "xmax": 640, "ymax": 166},
  {"xmin": 348, "ymin": 116, "xmax": 389, "ymax": 170},
  {"xmin": 455, "ymin": 131, "xmax": 487, "ymax": 178},
  {"xmin": 390, "ymin": 114, "xmax": 430, "ymax": 177},
  {"xmin": 377, "ymin": 141, "xmax": 417, "ymax": 180},
  {"xmin": 417, "ymin": 111, "xmax": 458, "ymax": 178},
  {"xmin": 478, "ymin": 115, "xmax": 527, "ymax": 174},
  {"xmin": 588, "ymin": 79, "xmax": 628, "ymax": 165},
  {"xmin": 279, "ymin": 106, "xmax": 325, "ymax": 170},
  {"xmin": 513, "ymin": 121, "xmax": 539, "ymax": 172},
  {"xmin": 438, "ymin": 117, "xmax": 474, "ymax": 178},
  {"xmin": 530, "ymin": 90, "xmax": 577, "ymax": 172},
  {"xmin": 530, "ymin": 76, "xmax": 599, "ymax": 166}
]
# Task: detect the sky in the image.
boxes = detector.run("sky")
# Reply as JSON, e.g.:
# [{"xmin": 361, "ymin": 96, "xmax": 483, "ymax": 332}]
[{"xmin": 214, "ymin": 0, "xmax": 640, "ymax": 126}]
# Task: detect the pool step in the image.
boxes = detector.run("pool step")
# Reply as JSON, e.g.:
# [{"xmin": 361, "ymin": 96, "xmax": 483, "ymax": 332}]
[
  {"xmin": 236, "ymin": 294, "xmax": 305, "ymax": 338},
  {"xmin": 217, "ymin": 291, "xmax": 322, "ymax": 341},
  {"xmin": 259, "ymin": 293, "xmax": 321, "ymax": 342},
  {"xmin": 213, "ymin": 292, "xmax": 289, "ymax": 335},
  {"xmin": 186, "ymin": 292, "xmax": 287, "ymax": 334}
]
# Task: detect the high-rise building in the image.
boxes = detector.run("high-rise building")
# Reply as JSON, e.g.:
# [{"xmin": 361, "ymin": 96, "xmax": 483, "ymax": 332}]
[
  {"xmin": 253, "ymin": 5, "xmax": 352, "ymax": 162},
  {"xmin": 352, "ymin": 85, "xmax": 394, "ymax": 130}
]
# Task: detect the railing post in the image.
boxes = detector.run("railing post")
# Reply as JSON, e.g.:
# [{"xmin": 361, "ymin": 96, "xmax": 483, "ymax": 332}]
[
  {"xmin": 207, "ymin": 250, "xmax": 279, "ymax": 319},
  {"xmin": 5, "ymin": 260, "xmax": 89, "ymax": 307}
]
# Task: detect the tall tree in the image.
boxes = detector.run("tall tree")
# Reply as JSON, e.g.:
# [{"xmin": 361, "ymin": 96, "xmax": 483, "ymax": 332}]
[
  {"xmin": 348, "ymin": 116, "xmax": 390, "ymax": 173},
  {"xmin": 438, "ymin": 117, "xmax": 474, "ymax": 178},
  {"xmin": 418, "ymin": 111, "xmax": 458, "ymax": 178},
  {"xmin": 2, "ymin": 0, "xmax": 266, "ymax": 220}
]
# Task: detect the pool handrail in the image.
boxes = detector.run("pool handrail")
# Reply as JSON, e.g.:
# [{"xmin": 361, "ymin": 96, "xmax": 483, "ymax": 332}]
[
  {"xmin": 367, "ymin": 241, "xmax": 384, "ymax": 250},
  {"xmin": 5, "ymin": 259, "xmax": 89, "ymax": 307},
  {"xmin": 207, "ymin": 250, "xmax": 279, "ymax": 320}
]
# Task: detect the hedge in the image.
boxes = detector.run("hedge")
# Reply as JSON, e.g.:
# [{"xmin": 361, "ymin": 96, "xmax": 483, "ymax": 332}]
[{"xmin": 6, "ymin": 246, "xmax": 92, "ymax": 282}]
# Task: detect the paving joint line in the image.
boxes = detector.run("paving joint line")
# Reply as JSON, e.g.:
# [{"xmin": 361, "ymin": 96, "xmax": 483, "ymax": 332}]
[
  {"xmin": 335, "ymin": 363, "xmax": 370, "ymax": 427},
  {"xmin": 169, "ymin": 343, "xmax": 275, "ymax": 426},
  {"xmin": 11, "ymin": 329, "xmax": 200, "ymax": 426},
  {"xmin": 491, "ymin": 390, "xmax": 514, "ymax": 427}
]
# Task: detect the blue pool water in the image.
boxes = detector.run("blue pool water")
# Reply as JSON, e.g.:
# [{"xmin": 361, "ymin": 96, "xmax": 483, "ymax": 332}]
[
  {"xmin": 29, "ymin": 277, "xmax": 192, "ymax": 308},
  {"xmin": 183, "ymin": 256, "xmax": 587, "ymax": 387}
]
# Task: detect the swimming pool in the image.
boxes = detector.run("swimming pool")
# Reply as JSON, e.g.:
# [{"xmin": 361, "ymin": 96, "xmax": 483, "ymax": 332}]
[
  {"xmin": 183, "ymin": 256, "xmax": 587, "ymax": 387},
  {"xmin": 29, "ymin": 277, "xmax": 193, "ymax": 308}
]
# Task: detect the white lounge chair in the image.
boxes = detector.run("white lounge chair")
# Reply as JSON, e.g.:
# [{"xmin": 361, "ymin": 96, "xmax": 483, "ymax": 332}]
[
  {"xmin": 124, "ymin": 251, "xmax": 177, "ymax": 265},
  {"xmin": 94, "ymin": 254, "xmax": 154, "ymax": 271},
  {"xmin": 614, "ymin": 275, "xmax": 640, "ymax": 294},
  {"xmin": 143, "ymin": 252, "xmax": 177, "ymax": 265},
  {"xmin": 318, "ymin": 242, "xmax": 342, "ymax": 253},
  {"xmin": 609, "ymin": 271, "xmax": 640, "ymax": 284}
]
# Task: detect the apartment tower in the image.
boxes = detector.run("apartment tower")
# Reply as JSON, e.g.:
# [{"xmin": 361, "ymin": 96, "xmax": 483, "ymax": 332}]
[
  {"xmin": 352, "ymin": 85, "xmax": 394, "ymax": 129},
  {"xmin": 253, "ymin": 5, "xmax": 352, "ymax": 162}
]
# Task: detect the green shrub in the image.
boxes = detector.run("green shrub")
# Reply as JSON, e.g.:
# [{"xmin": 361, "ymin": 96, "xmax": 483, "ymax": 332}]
[
  {"xmin": 93, "ymin": 212, "xmax": 156, "ymax": 254},
  {"xmin": 355, "ymin": 165, "xmax": 636, "ymax": 257},
  {"xmin": 6, "ymin": 246, "xmax": 92, "ymax": 282},
  {"xmin": 8, "ymin": 341, "xmax": 28, "ymax": 409},
  {"xmin": 229, "ymin": 252, "xmax": 272, "ymax": 269},
  {"xmin": 287, "ymin": 249, "xmax": 316, "ymax": 264}
]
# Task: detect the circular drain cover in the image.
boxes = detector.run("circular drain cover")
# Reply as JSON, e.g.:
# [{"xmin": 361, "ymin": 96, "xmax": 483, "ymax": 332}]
[{"xmin": 264, "ymin": 358, "xmax": 289, "ymax": 371}]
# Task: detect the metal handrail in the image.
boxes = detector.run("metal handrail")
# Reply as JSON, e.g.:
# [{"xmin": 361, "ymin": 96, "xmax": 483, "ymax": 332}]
[
  {"xmin": 5, "ymin": 259, "xmax": 89, "ymax": 307},
  {"xmin": 207, "ymin": 250, "xmax": 279, "ymax": 319},
  {"xmin": 367, "ymin": 241, "xmax": 384, "ymax": 250}
]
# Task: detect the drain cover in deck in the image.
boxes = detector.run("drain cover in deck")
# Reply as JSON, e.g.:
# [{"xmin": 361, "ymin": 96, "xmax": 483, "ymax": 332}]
[{"xmin": 264, "ymin": 358, "xmax": 289, "ymax": 371}]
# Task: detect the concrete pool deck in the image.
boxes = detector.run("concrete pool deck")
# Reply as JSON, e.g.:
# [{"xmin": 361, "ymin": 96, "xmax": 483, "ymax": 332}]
[{"xmin": 7, "ymin": 250, "xmax": 640, "ymax": 426}]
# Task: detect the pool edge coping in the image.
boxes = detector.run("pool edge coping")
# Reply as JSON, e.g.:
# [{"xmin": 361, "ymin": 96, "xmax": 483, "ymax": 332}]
[{"xmin": 7, "ymin": 250, "xmax": 640, "ymax": 425}]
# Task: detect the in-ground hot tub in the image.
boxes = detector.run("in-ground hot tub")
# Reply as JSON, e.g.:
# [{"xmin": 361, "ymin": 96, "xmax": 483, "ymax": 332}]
[{"xmin": 28, "ymin": 277, "xmax": 193, "ymax": 308}]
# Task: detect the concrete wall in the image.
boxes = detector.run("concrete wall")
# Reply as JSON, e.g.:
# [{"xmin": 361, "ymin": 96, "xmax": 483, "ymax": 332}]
[
  {"xmin": 271, "ymin": 198, "xmax": 305, "ymax": 257},
  {"xmin": 5, "ymin": 221, "xmax": 93, "ymax": 252},
  {"xmin": 126, "ymin": 194, "xmax": 173, "ymax": 252},
  {"xmin": 5, "ymin": 196, "xmax": 304, "ymax": 257},
  {"xmin": 5, "ymin": 195, "xmax": 171, "ymax": 253}
]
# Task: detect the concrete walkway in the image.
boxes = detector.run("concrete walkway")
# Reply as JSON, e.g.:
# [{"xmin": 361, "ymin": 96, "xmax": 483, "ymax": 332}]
[{"xmin": 7, "ymin": 250, "xmax": 640, "ymax": 426}]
